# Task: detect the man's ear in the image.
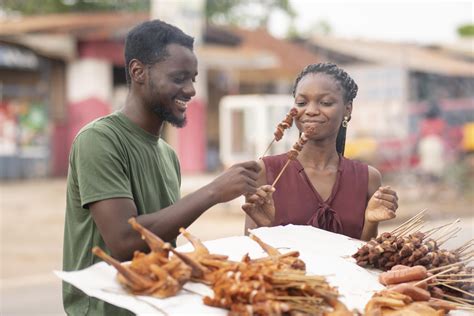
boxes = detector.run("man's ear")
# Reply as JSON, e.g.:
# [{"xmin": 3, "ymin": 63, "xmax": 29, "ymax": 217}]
[{"xmin": 129, "ymin": 59, "xmax": 146, "ymax": 84}]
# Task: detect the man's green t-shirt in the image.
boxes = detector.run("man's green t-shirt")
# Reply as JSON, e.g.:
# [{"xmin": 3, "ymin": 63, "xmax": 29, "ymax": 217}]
[{"xmin": 63, "ymin": 111, "xmax": 181, "ymax": 315}]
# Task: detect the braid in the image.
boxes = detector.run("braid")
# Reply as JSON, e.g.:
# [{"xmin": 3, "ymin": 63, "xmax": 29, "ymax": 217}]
[{"xmin": 292, "ymin": 62, "xmax": 358, "ymax": 155}]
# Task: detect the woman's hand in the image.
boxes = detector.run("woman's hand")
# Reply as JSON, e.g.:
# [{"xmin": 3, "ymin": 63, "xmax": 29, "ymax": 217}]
[
  {"xmin": 241, "ymin": 185, "xmax": 275, "ymax": 227},
  {"xmin": 366, "ymin": 186, "xmax": 398, "ymax": 223}
]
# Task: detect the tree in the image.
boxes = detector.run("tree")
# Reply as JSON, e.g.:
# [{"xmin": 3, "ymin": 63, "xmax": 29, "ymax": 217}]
[
  {"xmin": 0, "ymin": 0, "xmax": 149, "ymax": 15},
  {"xmin": 457, "ymin": 23, "xmax": 474, "ymax": 38},
  {"xmin": 205, "ymin": 0, "xmax": 296, "ymax": 29}
]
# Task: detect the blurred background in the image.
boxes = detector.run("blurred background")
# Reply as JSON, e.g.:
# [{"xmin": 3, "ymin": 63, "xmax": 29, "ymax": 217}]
[{"xmin": 0, "ymin": 0, "xmax": 473, "ymax": 314}]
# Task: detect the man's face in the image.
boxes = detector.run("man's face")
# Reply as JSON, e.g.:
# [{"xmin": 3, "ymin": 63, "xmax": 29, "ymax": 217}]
[{"xmin": 145, "ymin": 44, "xmax": 198, "ymax": 127}]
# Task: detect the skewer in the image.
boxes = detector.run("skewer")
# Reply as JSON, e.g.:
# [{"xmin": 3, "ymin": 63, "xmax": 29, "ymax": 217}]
[
  {"xmin": 424, "ymin": 221, "xmax": 457, "ymax": 239},
  {"xmin": 435, "ymin": 226, "xmax": 462, "ymax": 245},
  {"xmin": 272, "ymin": 160, "xmax": 291, "ymax": 187},
  {"xmin": 260, "ymin": 139, "xmax": 276, "ymax": 159},
  {"xmin": 271, "ymin": 128, "xmax": 314, "ymax": 188},
  {"xmin": 439, "ymin": 283, "xmax": 474, "ymax": 297},
  {"xmin": 430, "ymin": 218, "xmax": 460, "ymax": 241},
  {"xmin": 397, "ymin": 220, "xmax": 425, "ymax": 237},
  {"xmin": 432, "ymin": 279, "xmax": 474, "ymax": 285},
  {"xmin": 436, "ymin": 274, "xmax": 474, "ymax": 278},
  {"xmin": 442, "ymin": 293, "xmax": 474, "ymax": 304},
  {"xmin": 460, "ymin": 250, "xmax": 474, "ymax": 259},
  {"xmin": 432, "ymin": 298, "xmax": 474, "ymax": 312},
  {"xmin": 390, "ymin": 209, "xmax": 427, "ymax": 235},
  {"xmin": 403, "ymin": 222, "xmax": 425, "ymax": 237},
  {"xmin": 455, "ymin": 239, "xmax": 474, "ymax": 254},
  {"xmin": 428, "ymin": 258, "xmax": 472, "ymax": 273},
  {"xmin": 260, "ymin": 107, "xmax": 299, "ymax": 159},
  {"xmin": 413, "ymin": 266, "xmax": 457, "ymax": 287}
]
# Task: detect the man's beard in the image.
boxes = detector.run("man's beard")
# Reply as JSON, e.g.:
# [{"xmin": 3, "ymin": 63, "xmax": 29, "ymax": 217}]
[
  {"xmin": 152, "ymin": 105, "xmax": 187, "ymax": 128},
  {"xmin": 149, "ymin": 78, "xmax": 187, "ymax": 128}
]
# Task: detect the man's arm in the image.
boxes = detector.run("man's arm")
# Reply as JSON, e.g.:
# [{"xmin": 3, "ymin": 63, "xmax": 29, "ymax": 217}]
[{"xmin": 91, "ymin": 161, "xmax": 261, "ymax": 261}]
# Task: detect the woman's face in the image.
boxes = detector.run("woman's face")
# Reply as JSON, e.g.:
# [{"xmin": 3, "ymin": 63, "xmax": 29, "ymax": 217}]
[{"xmin": 294, "ymin": 72, "xmax": 352, "ymax": 140}]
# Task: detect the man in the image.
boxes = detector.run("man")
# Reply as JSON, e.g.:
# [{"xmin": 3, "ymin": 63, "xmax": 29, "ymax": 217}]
[{"xmin": 63, "ymin": 20, "xmax": 260, "ymax": 315}]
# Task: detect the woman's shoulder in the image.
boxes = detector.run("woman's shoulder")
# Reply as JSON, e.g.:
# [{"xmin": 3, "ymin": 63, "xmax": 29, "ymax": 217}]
[
  {"xmin": 341, "ymin": 156, "xmax": 369, "ymax": 171},
  {"xmin": 262, "ymin": 153, "xmax": 289, "ymax": 168}
]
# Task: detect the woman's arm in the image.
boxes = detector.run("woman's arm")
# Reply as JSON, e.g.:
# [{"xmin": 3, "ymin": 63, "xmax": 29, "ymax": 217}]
[{"xmin": 360, "ymin": 166, "xmax": 398, "ymax": 241}]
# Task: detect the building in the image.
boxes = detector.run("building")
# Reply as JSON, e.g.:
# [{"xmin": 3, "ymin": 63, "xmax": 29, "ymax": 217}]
[
  {"xmin": 304, "ymin": 35, "xmax": 474, "ymax": 171},
  {"xmin": 0, "ymin": 12, "xmax": 320, "ymax": 178}
]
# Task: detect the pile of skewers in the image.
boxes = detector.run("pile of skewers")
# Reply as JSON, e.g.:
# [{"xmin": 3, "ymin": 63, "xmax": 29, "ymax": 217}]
[
  {"xmin": 93, "ymin": 219, "xmax": 350, "ymax": 315},
  {"xmin": 204, "ymin": 234, "xmax": 350, "ymax": 316},
  {"xmin": 352, "ymin": 210, "xmax": 473, "ymax": 311}
]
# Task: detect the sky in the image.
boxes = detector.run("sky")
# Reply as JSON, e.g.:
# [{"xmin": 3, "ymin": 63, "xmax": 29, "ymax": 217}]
[{"xmin": 269, "ymin": 0, "xmax": 473, "ymax": 44}]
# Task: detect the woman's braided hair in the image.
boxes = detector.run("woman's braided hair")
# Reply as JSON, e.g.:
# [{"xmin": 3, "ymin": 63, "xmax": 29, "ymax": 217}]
[{"xmin": 292, "ymin": 62, "xmax": 358, "ymax": 155}]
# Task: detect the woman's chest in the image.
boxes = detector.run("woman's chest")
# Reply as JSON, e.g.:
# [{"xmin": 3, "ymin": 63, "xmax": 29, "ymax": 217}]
[{"xmin": 303, "ymin": 169, "xmax": 339, "ymax": 202}]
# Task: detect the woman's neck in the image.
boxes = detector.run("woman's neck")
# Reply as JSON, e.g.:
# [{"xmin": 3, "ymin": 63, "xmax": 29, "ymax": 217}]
[{"xmin": 298, "ymin": 139, "xmax": 340, "ymax": 171}]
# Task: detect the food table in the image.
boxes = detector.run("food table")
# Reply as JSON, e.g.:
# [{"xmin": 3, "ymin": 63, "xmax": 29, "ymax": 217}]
[{"xmin": 55, "ymin": 225, "xmax": 468, "ymax": 315}]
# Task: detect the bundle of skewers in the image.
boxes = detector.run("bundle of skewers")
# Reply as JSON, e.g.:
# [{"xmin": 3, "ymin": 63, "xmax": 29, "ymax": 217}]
[
  {"xmin": 204, "ymin": 234, "xmax": 350, "ymax": 316},
  {"xmin": 92, "ymin": 219, "xmax": 350, "ymax": 315},
  {"xmin": 352, "ymin": 210, "xmax": 473, "ymax": 311}
]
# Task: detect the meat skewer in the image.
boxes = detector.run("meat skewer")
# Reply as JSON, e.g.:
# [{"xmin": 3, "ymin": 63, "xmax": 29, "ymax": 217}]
[
  {"xmin": 260, "ymin": 107, "xmax": 299, "ymax": 158},
  {"xmin": 271, "ymin": 127, "xmax": 315, "ymax": 188}
]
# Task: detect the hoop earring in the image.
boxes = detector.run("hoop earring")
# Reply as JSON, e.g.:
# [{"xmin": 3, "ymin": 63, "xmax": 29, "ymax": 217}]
[{"xmin": 342, "ymin": 116, "xmax": 349, "ymax": 128}]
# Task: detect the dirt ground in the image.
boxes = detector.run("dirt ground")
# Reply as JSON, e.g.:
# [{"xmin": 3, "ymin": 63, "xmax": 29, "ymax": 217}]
[{"xmin": 1, "ymin": 175, "xmax": 473, "ymax": 281}]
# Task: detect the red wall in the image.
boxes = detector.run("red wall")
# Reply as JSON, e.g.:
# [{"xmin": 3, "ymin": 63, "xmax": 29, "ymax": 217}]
[
  {"xmin": 52, "ymin": 97, "xmax": 111, "ymax": 176},
  {"xmin": 177, "ymin": 98, "xmax": 207, "ymax": 173}
]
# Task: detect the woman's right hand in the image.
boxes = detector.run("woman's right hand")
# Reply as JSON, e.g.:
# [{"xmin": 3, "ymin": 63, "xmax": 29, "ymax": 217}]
[{"xmin": 241, "ymin": 185, "xmax": 276, "ymax": 227}]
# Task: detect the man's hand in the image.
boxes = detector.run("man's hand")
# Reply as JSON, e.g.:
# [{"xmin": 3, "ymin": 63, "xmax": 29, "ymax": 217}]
[
  {"xmin": 208, "ymin": 161, "xmax": 261, "ymax": 204},
  {"xmin": 242, "ymin": 185, "xmax": 275, "ymax": 226},
  {"xmin": 366, "ymin": 186, "xmax": 398, "ymax": 223}
]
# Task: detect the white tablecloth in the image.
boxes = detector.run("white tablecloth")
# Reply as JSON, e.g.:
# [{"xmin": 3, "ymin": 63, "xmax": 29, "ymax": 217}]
[{"xmin": 55, "ymin": 225, "xmax": 465, "ymax": 315}]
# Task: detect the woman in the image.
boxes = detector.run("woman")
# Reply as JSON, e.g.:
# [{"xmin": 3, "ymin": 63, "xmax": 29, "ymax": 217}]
[{"xmin": 243, "ymin": 63, "xmax": 398, "ymax": 241}]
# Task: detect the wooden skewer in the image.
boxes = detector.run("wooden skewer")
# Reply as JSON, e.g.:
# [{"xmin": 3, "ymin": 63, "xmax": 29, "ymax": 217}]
[
  {"xmin": 272, "ymin": 160, "xmax": 291, "ymax": 187},
  {"xmin": 442, "ymin": 293, "xmax": 474, "ymax": 304},
  {"xmin": 413, "ymin": 267, "xmax": 457, "ymax": 287},
  {"xmin": 432, "ymin": 279, "xmax": 474, "ymax": 285},
  {"xmin": 431, "ymin": 297, "xmax": 474, "ymax": 309},
  {"xmin": 403, "ymin": 222, "xmax": 425, "ymax": 237},
  {"xmin": 436, "ymin": 274, "xmax": 474, "ymax": 278},
  {"xmin": 431, "ymin": 218, "xmax": 460, "ymax": 241},
  {"xmin": 460, "ymin": 250, "xmax": 474, "ymax": 259},
  {"xmin": 390, "ymin": 209, "xmax": 427, "ymax": 235},
  {"xmin": 436, "ymin": 226, "xmax": 462, "ymax": 245},
  {"xmin": 424, "ymin": 221, "xmax": 455, "ymax": 237},
  {"xmin": 398, "ymin": 220, "xmax": 425, "ymax": 237},
  {"xmin": 455, "ymin": 239, "xmax": 474, "ymax": 254},
  {"xmin": 440, "ymin": 283, "xmax": 474, "ymax": 297},
  {"xmin": 260, "ymin": 139, "xmax": 276, "ymax": 159},
  {"xmin": 428, "ymin": 258, "xmax": 472, "ymax": 273}
]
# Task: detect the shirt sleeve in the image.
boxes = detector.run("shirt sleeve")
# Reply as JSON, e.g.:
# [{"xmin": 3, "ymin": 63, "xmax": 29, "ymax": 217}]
[{"xmin": 72, "ymin": 127, "xmax": 133, "ymax": 208}]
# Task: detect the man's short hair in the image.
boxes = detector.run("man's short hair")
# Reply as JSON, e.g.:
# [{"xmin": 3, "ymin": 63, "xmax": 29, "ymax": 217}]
[{"xmin": 124, "ymin": 19, "xmax": 194, "ymax": 84}]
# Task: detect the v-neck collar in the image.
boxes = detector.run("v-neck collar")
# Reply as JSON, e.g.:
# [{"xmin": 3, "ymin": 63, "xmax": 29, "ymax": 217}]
[{"xmin": 295, "ymin": 155, "xmax": 344, "ymax": 205}]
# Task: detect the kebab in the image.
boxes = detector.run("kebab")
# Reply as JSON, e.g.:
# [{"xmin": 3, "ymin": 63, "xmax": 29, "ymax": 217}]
[
  {"xmin": 272, "ymin": 126, "xmax": 315, "ymax": 188},
  {"xmin": 260, "ymin": 107, "xmax": 299, "ymax": 158},
  {"xmin": 352, "ymin": 212, "xmax": 474, "ymax": 307}
]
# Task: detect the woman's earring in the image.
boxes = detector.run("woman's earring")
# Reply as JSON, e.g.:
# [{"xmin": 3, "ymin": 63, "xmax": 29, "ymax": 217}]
[{"xmin": 342, "ymin": 116, "xmax": 349, "ymax": 128}]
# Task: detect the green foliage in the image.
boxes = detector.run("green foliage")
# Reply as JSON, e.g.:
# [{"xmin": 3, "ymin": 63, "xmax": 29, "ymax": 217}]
[
  {"xmin": 0, "ymin": 0, "xmax": 149, "ymax": 15},
  {"xmin": 457, "ymin": 23, "xmax": 474, "ymax": 37},
  {"xmin": 205, "ymin": 0, "xmax": 296, "ymax": 28}
]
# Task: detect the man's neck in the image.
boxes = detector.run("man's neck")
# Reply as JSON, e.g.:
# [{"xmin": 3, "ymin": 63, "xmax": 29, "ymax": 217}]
[{"xmin": 122, "ymin": 92, "xmax": 163, "ymax": 136}]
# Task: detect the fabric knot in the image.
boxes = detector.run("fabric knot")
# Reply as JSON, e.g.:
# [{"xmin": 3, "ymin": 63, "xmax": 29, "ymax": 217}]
[{"xmin": 307, "ymin": 203, "xmax": 343, "ymax": 234}]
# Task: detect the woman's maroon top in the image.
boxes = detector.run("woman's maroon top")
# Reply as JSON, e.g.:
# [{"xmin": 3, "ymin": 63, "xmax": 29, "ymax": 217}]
[{"xmin": 262, "ymin": 154, "xmax": 369, "ymax": 239}]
